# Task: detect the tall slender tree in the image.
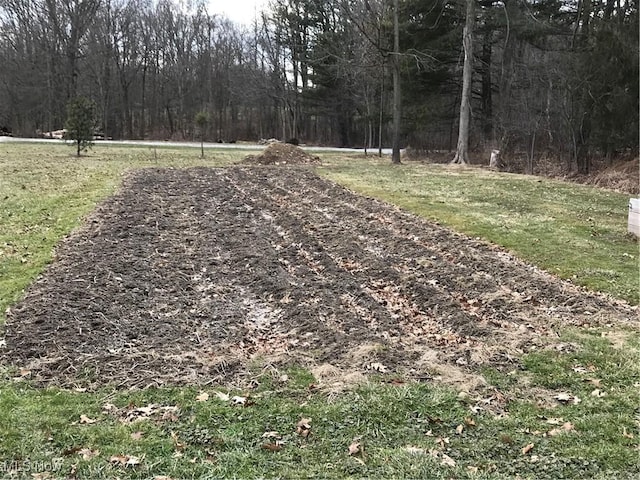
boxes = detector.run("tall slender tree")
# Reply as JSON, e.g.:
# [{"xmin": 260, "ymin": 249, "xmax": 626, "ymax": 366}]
[{"xmin": 451, "ymin": 0, "xmax": 475, "ymax": 164}]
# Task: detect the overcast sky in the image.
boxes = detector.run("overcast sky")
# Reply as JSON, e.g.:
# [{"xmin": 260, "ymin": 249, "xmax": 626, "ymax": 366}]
[{"xmin": 208, "ymin": 0, "xmax": 269, "ymax": 25}]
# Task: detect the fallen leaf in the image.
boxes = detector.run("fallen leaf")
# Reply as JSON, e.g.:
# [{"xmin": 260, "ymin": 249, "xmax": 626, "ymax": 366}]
[
  {"xmin": 467, "ymin": 465, "xmax": 479, "ymax": 474},
  {"xmin": 455, "ymin": 424, "xmax": 464, "ymax": 435},
  {"xmin": 436, "ymin": 437, "xmax": 450, "ymax": 448},
  {"xmin": 296, "ymin": 418, "xmax": 312, "ymax": 438},
  {"xmin": 554, "ymin": 393, "xmax": 581, "ymax": 405},
  {"xmin": 548, "ymin": 423, "xmax": 573, "ymax": 436},
  {"xmin": 464, "ymin": 417, "xmax": 476, "ymax": 427},
  {"xmin": 425, "ymin": 429, "xmax": 434, "ymax": 437},
  {"xmin": 77, "ymin": 448, "xmax": 100, "ymax": 460},
  {"xmin": 231, "ymin": 396, "xmax": 247, "ymax": 406},
  {"xmin": 348, "ymin": 441, "xmax": 362, "ymax": 456},
  {"xmin": 440, "ymin": 453, "xmax": 456, "ymax": 467},
  {"xmin": 369, "ymin": 362, "xmax": 388, "ymax": 373},
  {"xmin": 130, "ymin": 431, "xmax": 144, "ymax": 441},
  {"xmin": 522, "ymin": 443, "xmax": 535, "ymax": 455},
  {"xmin": 261, "ymin": 431, "xmax": 281, "ymax": 439},
  {"xmin": 591, "ymin": 389, "xmax": 607, "ymax": 398},
  {"xmin": 153, "ymin": 476, "xmax": 175, "ymax": 480},
  {"xmin": 109, "ymin": 454, "xmax": 141, "ymax": 467},
  {"xmin": 554, "ymin": 392, "xmax": 571, "ymax": 402},
  {"xmin": 196, "ymin": 392, "xmax": 209, "ymax": 402},
  {"xmin": 262, "ymin": 443, "xmax": 282, "ymax": 452},
  {"xmin": 30, "ymin": 474, "xmax": 52, "ymax": 480},
  {"xmin": 545, "ymin": 417, "xmax": 564, "ymax": 425},
  {"xmin": 586, "ymin": 378, "xmax": 602, "ymax": 387},
  {"xmin": 79, "ymin": 415, "xmax": 97, "ymax": 425},
  {"xmin": 214, "ymin": 391, "xmax": 230, "ymax": 402},
  {"xmin": 622, "ymin": 427, "xmax": 634, "ymax": 439},
  {"xmin": 403, "ymin": 446, "xmax": 427, "ymax": 455}
]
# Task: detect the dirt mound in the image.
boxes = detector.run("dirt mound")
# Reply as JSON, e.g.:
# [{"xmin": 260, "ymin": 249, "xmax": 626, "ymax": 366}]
[
  {"xmin": 244, "ymin": 142, "xmax": 321, "ymax": 165},
  {"xmin": 1, "ymin": 167, "xmax": 636, "ymax": 391}
]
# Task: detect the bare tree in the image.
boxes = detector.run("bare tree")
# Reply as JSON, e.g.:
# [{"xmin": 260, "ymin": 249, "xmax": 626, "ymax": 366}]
[
  {"xmin": 391, "ymin": 0, "xmax": 401, "ymax": 164},
  {"xmin": 451, "ymin": 0, "xmax": 475, "ymax": 165}
]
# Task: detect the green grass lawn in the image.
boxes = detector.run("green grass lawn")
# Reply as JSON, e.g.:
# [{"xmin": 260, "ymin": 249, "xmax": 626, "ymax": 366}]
[{"xmin": 1, "ymin": 143, "xmax": 638, "ymax": 479}]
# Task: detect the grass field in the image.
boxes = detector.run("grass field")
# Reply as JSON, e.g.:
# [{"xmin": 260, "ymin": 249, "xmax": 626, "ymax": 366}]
[{"xmin": 0, "ymin": 142, "xmax": 638, "ymax": 479}]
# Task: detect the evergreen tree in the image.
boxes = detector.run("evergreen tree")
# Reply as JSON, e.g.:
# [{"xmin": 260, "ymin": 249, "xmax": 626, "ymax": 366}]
[{"xmin": 65, "ymin": 97, "xmax": 97, "ymax": 157}]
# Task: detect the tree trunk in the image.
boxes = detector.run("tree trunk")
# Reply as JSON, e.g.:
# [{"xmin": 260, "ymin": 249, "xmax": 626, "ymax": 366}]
[
  {"xmin": 451, "ymin": 0, "xmax": 475, "ymax": 165},
  {"xmin": 391, "ymin": 0, "xmax": 402, "ymax": 164}
]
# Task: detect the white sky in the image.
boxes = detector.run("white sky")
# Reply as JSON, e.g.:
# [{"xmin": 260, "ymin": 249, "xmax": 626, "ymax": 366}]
[{"xmin": 208, "ymin": 0, "xmax": 269, "ymax": 25}]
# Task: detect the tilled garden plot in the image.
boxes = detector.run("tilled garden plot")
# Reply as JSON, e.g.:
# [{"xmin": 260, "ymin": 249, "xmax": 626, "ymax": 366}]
[{"xmin": 1, "ymin": 167, "xmax": 637, "ymax": 390}]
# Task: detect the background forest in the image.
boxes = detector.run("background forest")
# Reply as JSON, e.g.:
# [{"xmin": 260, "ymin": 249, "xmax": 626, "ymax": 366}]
[{"xmin": 0, "ymin": 0, "xmax": 637, "ymax": 173}]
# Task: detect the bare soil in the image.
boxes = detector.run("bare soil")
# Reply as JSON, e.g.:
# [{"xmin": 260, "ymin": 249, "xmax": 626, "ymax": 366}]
[{"xmin": 1, "ymin": 167, "xmax": 637, "ymax": 390}]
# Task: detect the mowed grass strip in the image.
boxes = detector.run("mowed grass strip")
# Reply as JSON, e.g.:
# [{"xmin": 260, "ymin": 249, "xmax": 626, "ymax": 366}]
[
  {"xmin": 1, "ymin": 357, "xmax": 638, "ymax": 480},
  {"xmin": 317, "ymin": 157, "xmax": 639, "ymax": 305},
  {"xmin": 0, "ymin": 143, "xmax": 638, "ymax": 479}
]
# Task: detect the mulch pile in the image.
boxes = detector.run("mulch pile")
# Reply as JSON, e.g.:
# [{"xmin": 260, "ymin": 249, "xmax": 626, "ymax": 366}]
[{"xmin": 243, "ymin": 143, "xmax": 321, "ymax": 165}]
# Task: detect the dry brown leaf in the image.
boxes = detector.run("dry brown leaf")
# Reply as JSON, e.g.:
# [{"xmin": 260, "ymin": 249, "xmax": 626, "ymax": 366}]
[
  {"xmin": 548, "ymin": 423, "xmax": 575, "ymax": 437},
  {"xmin": 109, "ymin": 454, "xmax": 141, "ymax": 467},
  {"xmin": 196, "ymin": 391, "xmax": 210, "ymax": 402},
  {"xmin": 348, "ymin": 441, "xmax": 361, "ymax": 456},
  {"xmin": 296, "ymin": 418, "xmax": 312, "ymax": 438},
  {"xmin": 464, "ymin": 417, "xmax": 476, "ymax": 427},
  {"xmin": 404, "ymin": 446, "xmax": 427, "ymax": 455},
  {"xmin": 586, "ymin": 378, "xmax": 602, "ymax": 387},
  {"xmin": 231, "ymin": 396, "xmax": 247, "ymax": 406},
  {"xmin": 522, "ymin": 443, "xmax": 535, "ymax": 455},
  {"xmin": 554, "ymin": 393, "xmax": 581, "ymax": 405},
  {"xmin": 261, "ymin": 443, "xmax": 282, "ymax": 452},
  {"xmin": 545, "ymin": 417, "xmax": 564, "ymax": 425},
  {"xmin": 130, "ymin": 431, "xmax": 144, "ymax": 441},
  {"xmin": 622, "ymin": 427, "xmax": 634, "ymax": 439},
  {"xmin": 436, "ymin": 436, "xmax": 450, "ymax": 448},
  {"xmin": 369, "ymin": 362, "xmax": 388, "ymax": 373},
  {"xmin": 30, "ymin": 474, "xmax": 52, "ymax": 480},
  {"xmin": 77, "ymin": 448, "xmax": 100, "ymax": 460},
  {"xmin": 214, "ymin": 391, "xmax": 230, "ymax": 402},
  {"xmin": 440, "ymin": 453, "xmax": 456, "ymax": 467},
  {"xmin": 455, "ymin": 424, "xmax": 464, "ymax": 435},
  {"xmin": 79, "ymin": 414, "xmax": 97, "ymax": 425},
  {"xmin": 591, "ymin": 389, "xmax": 607, "ymax": 398},
  {"xmin": 467, "ymin": 465, "xmax": 479, "ymax": 474}
]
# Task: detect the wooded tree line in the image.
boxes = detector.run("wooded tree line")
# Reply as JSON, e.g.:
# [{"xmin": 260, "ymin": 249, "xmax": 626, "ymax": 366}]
[{"xmin": 0, "ymin": 0, "xmax": 637, "ymax": 172}]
